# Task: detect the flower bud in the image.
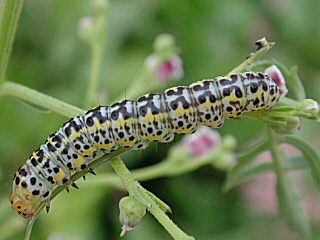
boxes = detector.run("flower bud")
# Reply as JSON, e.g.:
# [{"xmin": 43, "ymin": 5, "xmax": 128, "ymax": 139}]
[
  {"xmin": 297, "ymin": 99, "xmax": 319, "ymax": 118},
  {"xmin": 92, "ymin": 0, "xmax": 109, "ymax": 15},
  {"xmin": 265, "ymin": 65, "xmax": 288, "ymax": 97},
  {"xmin": 221, "ymin": 135, "xmax": 237, "ymax": 151},
  {"xmin": 274, "ymin": 117, "xmax": 301, "ymax": 135},
  {"xmin": 211, "ymin": 135, "xmax": 236, "ymax": 170},
  {"xmin": 77, "ymin": 16, "xmax": 95, "ymax": 43},
  {"xmin": 119, "ymin": 196, "xmax": 146, "ymax": 237},
  {"xmin": 153, "ymin": 33, "xmax": 176, "ymax": 55},
  {"xmin": 212, "ymin": 152, "xmax": 236, "ymax": 171},
  {"xmin": 144, "ymin": 34, "xmax": 184, "ymax": 86}
]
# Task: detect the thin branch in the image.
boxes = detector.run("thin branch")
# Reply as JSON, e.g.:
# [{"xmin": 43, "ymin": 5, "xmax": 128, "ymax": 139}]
[
  {"xmin": 228, "ymin": 37, "xmax": 275, "ymax": 74},
  {"xmin": 0, "ymin": 81, "xmax": 84, "ymax": 117},
  {"xmin": 109, "ymin": 157, "xmax": 195, "ymax": 240}
]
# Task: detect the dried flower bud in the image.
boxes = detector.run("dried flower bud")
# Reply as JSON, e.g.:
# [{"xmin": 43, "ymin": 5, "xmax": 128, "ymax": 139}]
[
  {"xmin": 255, "ymin": 37, "xmax": 268, "ymax": 49},
  {"xmin": 297, "ymin": 99, "xmax": 319, "ymax": 118},
  {"xmin": 119, "ymin": 196, "xmax": 146, "ymax": 237},
  {"xmin": 265, "ymin": 65, "xmax": 288, "ymax": 97},
  {"xmin": 181, "ymin": 126, "xmax": 221, "ymax": 158},
  {"xmin": 77, "ymin": 16, "xmax": 95, "ymax": 43}
]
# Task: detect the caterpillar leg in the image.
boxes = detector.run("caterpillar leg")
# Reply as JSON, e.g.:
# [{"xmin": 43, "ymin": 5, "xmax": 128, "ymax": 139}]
[
  {"xmin": 46, "ymin": 198, "xmax": 51, "ymax": 213},
  {"xmin": 65, "ymin": 180, "xmax": 79, "ymax": 193},
  {"xmin": 87, "ymin": 167, "xmax": 96, "ymax": 175},
  {"xmin": 158, "ymin": 133, "xmax": 174, "ymax": 143},
  {"xmin": 69, "ymin": 180, "xmax": 79, "ymax": 189},
  {"xmin": 131, "ymin": 142, "xmax": 149, "ymax": 150}
]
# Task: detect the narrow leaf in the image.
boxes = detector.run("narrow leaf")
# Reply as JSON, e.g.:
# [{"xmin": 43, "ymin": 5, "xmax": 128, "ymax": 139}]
[
  {"xmin": 223, "ymin": 155, "xmax": 307, "ymax": 190},
  {"xmin": 270, "ymin": 131, "xmax": 312, "ymax": 240},
  {"xmin": 275, "ymin": 170, "xmax": 312, "ymax": 240},
  {"xmin": 224, "ymin": 138, "xmax": 269, "ymax": 192},
  {"xmin": 281, "ymin": 135, "xmax": 320, "ymax": 190},
  {"xmin": 272, "ymin": 59, "xmax": 306, "ymax": 101}
]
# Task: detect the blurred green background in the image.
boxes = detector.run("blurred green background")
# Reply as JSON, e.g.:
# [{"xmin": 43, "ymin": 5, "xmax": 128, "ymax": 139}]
[{"xmin": 0, "ymin": 0, "xmax": 320, "ymax": 239}]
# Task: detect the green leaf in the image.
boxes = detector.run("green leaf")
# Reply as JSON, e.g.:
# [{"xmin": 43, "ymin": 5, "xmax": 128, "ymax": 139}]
[
  {"xmin": 268, "ymin": 106, "xmax": 297, "ymax": 112},
  {"xmin": 289, "ymin": 65, "xmax": 306, "ymax": 101},
  {"xmin": 275, "ymin": 168, "xmax": 312, "ymax": 240},
  {"xmin": 281, "ymin": 135, "xmax": 320, "ymax": 190},
  {"xmin": 272, "ymin": 60, "xmax": 306, "ymax": 101},
  {"xmin": 270, "ymin": 131, "xmax": 312, "ymax": 239},
  {"xmin": 223, "ymin": 137, "xmax": 269, "ymax": 192},
  {"xmin": 223, "ymin": 155, "xmax": 307, "ymax": 190}
]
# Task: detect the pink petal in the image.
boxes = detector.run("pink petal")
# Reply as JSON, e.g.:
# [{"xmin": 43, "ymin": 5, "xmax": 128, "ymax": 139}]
[{"xmin": 265, "ymin": 65, "xmax": 288, "ymax": 97}]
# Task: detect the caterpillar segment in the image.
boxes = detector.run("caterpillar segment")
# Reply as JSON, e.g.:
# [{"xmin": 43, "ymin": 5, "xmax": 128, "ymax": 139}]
[{"xmin": 10, "ymin": 71, "xmax": 281, "ymax": 219}]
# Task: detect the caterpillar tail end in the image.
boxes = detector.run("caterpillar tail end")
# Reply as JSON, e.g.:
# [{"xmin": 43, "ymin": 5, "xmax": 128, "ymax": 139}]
[{"xmin": 10, "ymin": 192, "xmax": 34, "ymax": 219}]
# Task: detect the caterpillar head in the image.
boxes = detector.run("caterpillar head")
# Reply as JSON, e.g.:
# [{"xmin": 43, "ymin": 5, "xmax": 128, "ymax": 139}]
[
  {"xmin": 10, "ymin": 164, "xmax": 49, "ymax": 219},
  {"xmin": 10, "ymin": 192, "xmax": 34, "ymax": 219}
]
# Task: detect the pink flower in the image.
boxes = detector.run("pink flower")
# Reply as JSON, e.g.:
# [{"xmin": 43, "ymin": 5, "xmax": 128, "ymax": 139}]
[
  {"xmin": 181, "ymin": 126, "xmax": 221, "ymax": 158},
  {"xmin": 265, "ymin": 65, "xmax": 288, "ymax": 97},
  {"xmin": 145, "ymin": 54, "xmax": 184, "ymax": 86}
]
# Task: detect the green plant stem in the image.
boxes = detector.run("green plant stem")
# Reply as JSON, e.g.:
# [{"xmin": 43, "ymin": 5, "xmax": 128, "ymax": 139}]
[
  {"xmin": 0, "ymin": 0, "xmax": 24, "ymax": 84},
  {"xmin": 85, "ymin": 9, "xmax": 107, "ymax": 107},
  {"xmin": 224, "ymin": 155, "xmax": 307, "ymax": 188},
  {"xmin": 91, "ymin": 145, "xmax": 290, "ymax": 191},
  {"xmin": 228, "ymin": 39, "xmax": 275, "ymax": 75},
  {"xmin": 269, "ymin": 130, "xmax": 312, "ymax": 240},
  {"xmin": 87, "ymin": 146, "xmax": 228, "ymax": 187},
  {"xmin": 109, "ymin": 157, "xmax": 138, "ymax": 195},
  {"xmin": 0, "ymin": 81, "xmax": 85, "ymax": 117},
  {"xmin": 109, "ymin": 157, "xmax": 194, "ymax": 240},
  {"xmin": 25, "ymin": 148, "xmax": 127, "ymax": 240}
]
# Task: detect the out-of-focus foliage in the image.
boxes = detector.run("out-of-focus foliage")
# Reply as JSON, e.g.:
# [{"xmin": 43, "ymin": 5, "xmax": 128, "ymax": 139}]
[{"xmin": 0, "ymin": 0, "xmax": 319, "ymax": 239}]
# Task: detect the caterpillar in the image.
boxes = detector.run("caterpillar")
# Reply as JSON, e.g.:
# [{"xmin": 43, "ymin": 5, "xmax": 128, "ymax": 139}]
[{"xmin": 10, "ymin": 71, "xmax": 280, "ymax": 219}]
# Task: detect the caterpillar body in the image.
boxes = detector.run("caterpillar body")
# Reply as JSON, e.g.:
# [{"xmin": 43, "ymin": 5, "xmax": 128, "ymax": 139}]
[{"xmin": 10, "ymin": 71, "xmax": 280, "ymax": 218}]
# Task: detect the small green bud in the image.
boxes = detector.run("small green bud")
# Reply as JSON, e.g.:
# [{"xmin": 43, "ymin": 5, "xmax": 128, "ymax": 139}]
[
  {"xmin": 221, "ymin": 135, "xmax": 237, "ymax": 151},
  {"xmin": 119, "ymin": 196, "xmax": 146, "ymax": 237},
  {"xmin": 212, "ymin": 152, "xmax": 236, "ymax": 171},
  {"xmin": 297, "ymin": 99, "xmax": 319, "ymax": 118},
  {"xmin": 92, "ymin": 0, "xmax": 109, "ymax": 15},
  {"xmin": 274, "ymin": 117, "xmax": 301, "ymax": 135},
  {"xmin": 153, "ymin": 33, "xmax": 176, "ymax": 55},
  {"xmin": 77, "ymin": 17, "xmax": 95, "ymax": 43}
]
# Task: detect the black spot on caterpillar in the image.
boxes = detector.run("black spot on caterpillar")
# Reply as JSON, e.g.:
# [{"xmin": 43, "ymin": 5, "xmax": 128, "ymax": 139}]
[{"xmin": 10, "ymin": 71, "xmax": 280, "ymax": 218}]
